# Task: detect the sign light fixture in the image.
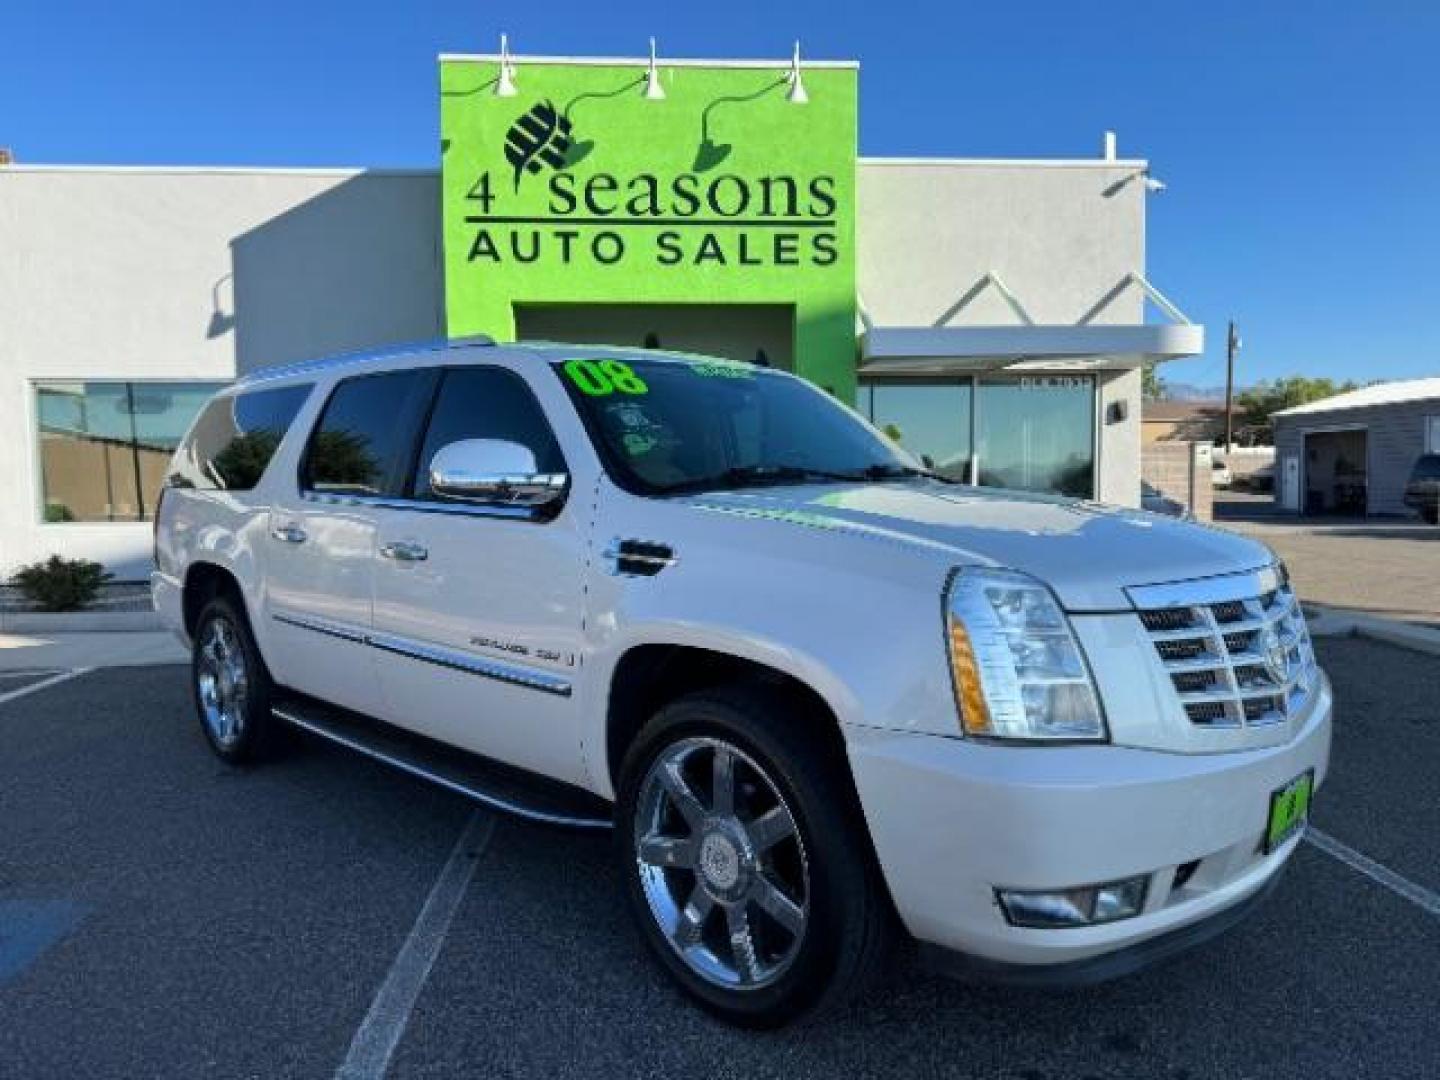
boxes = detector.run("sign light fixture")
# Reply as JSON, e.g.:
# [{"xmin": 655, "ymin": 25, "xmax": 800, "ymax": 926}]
[
  {"xmin": 786, "ymin": 40, "xmax": 809, "ymax": 104},
  {"xmin": 644, "ymin": 37, "xmax": 666, "ymax": 100},
  {"xmin": 496, "ymin": 33, "xmax": 518, "ymax": 97}
]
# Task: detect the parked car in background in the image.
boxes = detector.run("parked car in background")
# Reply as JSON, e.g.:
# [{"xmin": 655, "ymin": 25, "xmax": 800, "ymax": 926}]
[
  {"xmin": 1403, "ymin": 453, "xmax": 1440, "ymax": 523},
  {"xmin": 1141, "ymin": 480, "xmax": 1190, "ymax": 519},
  {"xmin": 152, "ymin": 340, "xmax": 1332, "ymax": 1027},
  {"xmin": 1212, "ymin": 459, "xmax": 1233, "ymax": 489},
  {"xmin": 1244, "ymin": 466, "xmax": 1278, "ymax": 498}
]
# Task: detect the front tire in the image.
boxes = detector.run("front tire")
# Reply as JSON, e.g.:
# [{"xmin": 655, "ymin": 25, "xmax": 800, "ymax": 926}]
[
  {"xmin": 616, "ymin": 686, "xmax": 892, "ymax": 1027},
  {"xmin": 191, "ymin": 594, "xmax": 280, "ymax": 764}
]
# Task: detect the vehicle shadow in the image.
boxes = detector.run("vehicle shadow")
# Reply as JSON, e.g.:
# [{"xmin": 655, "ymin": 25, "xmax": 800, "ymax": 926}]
[{"xmin": 387, "ymin": 813, "xmax": 1440, "ymax": 1080}]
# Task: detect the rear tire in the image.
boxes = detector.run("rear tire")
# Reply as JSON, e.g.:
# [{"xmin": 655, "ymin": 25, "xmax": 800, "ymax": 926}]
[
  {"xmin": 616, "ymin": 685, "xmax": 893, "ymax": 1028},
  {"xmin": 1424, "ymin": 507, "xmax": 1439, "ymax": 525},
  {"xmin": 191, "ymin": 594, "xmax": 282, "ymax": 764}
]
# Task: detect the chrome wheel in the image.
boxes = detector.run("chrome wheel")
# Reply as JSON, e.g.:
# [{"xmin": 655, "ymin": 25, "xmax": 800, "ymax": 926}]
[
  {"xmin": 196, "ymin": 615, "xmax": 249, "ymax": 750},
  {"xmin": 634, "ymin": 736, "xmax": 809, "ymax": 990}
]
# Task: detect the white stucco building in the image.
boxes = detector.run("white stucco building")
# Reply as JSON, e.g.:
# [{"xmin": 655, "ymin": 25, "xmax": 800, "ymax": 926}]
[{"xmin": 0, "ymin": 53, "xmax": 1203, "ymax": 579}]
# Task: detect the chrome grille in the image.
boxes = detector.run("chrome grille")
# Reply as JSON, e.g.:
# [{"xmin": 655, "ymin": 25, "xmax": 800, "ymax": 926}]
[{"xmin": 1133, "ymin": 570, "xmax": 1318, "ymax": 728}]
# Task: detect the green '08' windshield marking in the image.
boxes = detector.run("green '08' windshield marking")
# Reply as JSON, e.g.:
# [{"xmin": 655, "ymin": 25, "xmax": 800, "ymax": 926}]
[{"xmin": 562, "ymin": 358, "xmax": 649, "ymax": 397}]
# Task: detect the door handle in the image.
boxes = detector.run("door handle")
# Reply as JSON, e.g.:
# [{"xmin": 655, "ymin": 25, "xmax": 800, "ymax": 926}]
[
  {"xmin": 380, "ymin": 541, "xmax": 429, "ymax": 563},
  {"xmin": 270, "ymin": 524, "xmax": 307, "ymax": 544}
]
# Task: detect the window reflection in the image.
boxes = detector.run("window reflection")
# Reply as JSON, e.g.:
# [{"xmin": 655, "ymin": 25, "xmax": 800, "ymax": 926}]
[
  {"xmin": 861, "ymin": 375, "xmax": 1095, "ymax": 498},
  {"xmin": 36, "ymin": 381, "xmax": 225, "ymax": 523},
  {"xmin": 863, "ymin": 382, "xmax": 973, "ymax": 481},
  {"xmin": 977, "ymin": 377, "xmax": 1094, "ymax": 497}
]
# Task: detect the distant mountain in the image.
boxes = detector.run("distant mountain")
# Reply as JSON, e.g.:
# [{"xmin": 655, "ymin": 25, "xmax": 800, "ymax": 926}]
[{"xmin": 1162, "ymin": 382, "xmax": 1236, "ymax": 402}]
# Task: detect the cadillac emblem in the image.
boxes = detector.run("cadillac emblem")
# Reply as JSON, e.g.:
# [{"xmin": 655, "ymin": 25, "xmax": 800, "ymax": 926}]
[{"xmin": 1259, "ymin": 625, "xmax": 1290, "ymax": 686}]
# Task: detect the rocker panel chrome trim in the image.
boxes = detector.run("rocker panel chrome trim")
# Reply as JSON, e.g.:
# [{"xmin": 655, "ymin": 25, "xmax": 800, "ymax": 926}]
[
  {"xmin": 272, "ymin": 610, "xmax": 368, "ymax": 643},
  {"xmin": 367, "ymin": 631, "xmax": 573, "ymax": 697},
  {"xmin": 270, "ymin": 612, "xmax": 572, "ymax": 696}
]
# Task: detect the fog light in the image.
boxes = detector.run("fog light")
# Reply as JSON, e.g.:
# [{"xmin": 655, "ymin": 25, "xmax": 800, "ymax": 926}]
[{"xmin": 998, "ymin": 876, "xmax": 1149, "ymax": 928}]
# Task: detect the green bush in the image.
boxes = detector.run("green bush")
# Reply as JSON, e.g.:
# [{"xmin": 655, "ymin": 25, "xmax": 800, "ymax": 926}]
[{"xmin": 10, "ymin": 555, "xmax": 114, "ymax": 612}]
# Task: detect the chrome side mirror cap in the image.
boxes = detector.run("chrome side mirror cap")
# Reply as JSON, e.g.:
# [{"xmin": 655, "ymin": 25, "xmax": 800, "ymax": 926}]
[{"xmin": 428, "ymin": 439, "xmax": 568, "ymax": 509}]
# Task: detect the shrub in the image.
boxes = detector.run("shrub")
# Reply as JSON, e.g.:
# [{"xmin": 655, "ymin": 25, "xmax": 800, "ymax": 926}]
[{"xmin": 10, "ymin": 555, "xmax": 114, "ymax": 612}]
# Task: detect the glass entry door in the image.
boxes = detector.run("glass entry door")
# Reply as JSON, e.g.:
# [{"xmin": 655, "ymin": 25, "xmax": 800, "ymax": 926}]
[{"xmin": 976, "ymin": 377, "xmax": 1095, "ymax": 498}]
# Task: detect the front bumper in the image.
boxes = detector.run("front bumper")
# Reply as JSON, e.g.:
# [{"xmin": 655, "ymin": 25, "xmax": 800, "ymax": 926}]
[{"xmin": 846, "ymin": 677, "xmax": 1332, "ymax": 971}]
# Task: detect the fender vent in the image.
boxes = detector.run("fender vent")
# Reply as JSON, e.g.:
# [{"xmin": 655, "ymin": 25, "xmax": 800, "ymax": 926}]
[{"xmin": 604, "ymin": 539, "xmax": 675, "ymax": 577}]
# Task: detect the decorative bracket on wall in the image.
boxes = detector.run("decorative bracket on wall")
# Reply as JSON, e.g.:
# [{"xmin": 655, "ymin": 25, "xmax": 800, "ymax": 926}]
[
  {"xmin": 1076, "ymin": 272, "xmax": 1192, "ymax": 327},
  {"xmin": 933, "ymin": 272, "xmax": 1035, "ymax": 328}
]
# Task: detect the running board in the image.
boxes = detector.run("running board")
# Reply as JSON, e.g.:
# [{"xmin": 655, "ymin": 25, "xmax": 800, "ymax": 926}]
[{"xmin": 272, "ymin": 698, "xmax": 613, "ymax": 830}]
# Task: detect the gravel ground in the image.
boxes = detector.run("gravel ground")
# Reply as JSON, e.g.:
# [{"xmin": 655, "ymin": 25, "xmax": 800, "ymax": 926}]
[{"xmin": 1213, "ymin": 495, "xmax": 1440, "ymax": 623}]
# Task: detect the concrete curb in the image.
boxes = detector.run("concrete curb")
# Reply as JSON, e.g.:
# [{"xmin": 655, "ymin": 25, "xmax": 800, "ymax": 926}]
[
  {"xmin": 0, "ymin": 610, "xmax": 162, "ymax": 633},
  {"xmin": 1306, "ymin": 606, "xmax": 1440, "ymax": 658}
]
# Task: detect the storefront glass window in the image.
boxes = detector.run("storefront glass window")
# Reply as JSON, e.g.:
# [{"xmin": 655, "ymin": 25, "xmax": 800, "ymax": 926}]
[
  {"xmin": 862, "ymin": 382, "xmax": 973, "ymax": 481},
  {"xmin": 976, "ymin": 376, "xmax": 1095, "ymax": 497},
  {"xmin": 35, "ymin": 381, "xmax": 227, "ymax": 523}
]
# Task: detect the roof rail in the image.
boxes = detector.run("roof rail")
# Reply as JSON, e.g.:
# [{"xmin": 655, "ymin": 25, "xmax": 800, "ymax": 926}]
[{"xmin": 234, "ymin": 335, "xmax": 496, "ymax": 386}]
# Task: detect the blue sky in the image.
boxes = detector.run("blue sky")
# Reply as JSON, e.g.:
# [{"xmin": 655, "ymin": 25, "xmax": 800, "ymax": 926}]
[{"xmin": 5, "ymin": 0, "xmax": 1439, "ymax": 388}]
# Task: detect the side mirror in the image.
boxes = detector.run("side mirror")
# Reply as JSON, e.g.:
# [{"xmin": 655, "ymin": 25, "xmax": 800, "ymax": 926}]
[{"xmin": 428, "ymin": 439, "xmax": 568, "ymax": 509}]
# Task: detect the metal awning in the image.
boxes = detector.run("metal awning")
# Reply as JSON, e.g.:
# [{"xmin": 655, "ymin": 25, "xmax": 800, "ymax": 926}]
[
  {"xmin": 859, "ymin": 323, "xmax": 1205, "ymax": 374},
  {"xmin": 857, "ymin": 271, "xmax": 1204, "ymax": 375}
]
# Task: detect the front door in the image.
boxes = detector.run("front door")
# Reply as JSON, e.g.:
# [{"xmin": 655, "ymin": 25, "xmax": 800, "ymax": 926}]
[
  {"xmin": 1281, "ymin": 453, "xmax": 1301, "ymax": 512},
  {"xmin": 262, "ymin": 367, "xmax": 433, "ymax": 714},
  {"xmin": 369, "ymin": 365, "xmax": 589, "ymax": 787}
]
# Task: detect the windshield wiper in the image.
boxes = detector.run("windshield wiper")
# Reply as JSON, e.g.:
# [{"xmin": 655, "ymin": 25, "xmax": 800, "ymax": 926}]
[
  {"xmin": 658, "ymin": 464, "xmax": 863, "ymax": 495},
  {"xmin": 658, "ymin": 462, "xmax": 955, "ymax": 495},
  {"xmin": 851, "ymin": 463, "xmax": 959, "ymax": 484}
]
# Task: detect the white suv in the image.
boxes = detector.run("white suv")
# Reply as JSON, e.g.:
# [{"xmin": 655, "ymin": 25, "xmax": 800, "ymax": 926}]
[{"xmin": 153, "ymin": 340, "xmax": 1332, "ymax": 1026}]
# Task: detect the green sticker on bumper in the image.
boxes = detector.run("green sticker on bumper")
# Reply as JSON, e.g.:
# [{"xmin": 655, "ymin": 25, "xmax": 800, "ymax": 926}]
[{"xmin": 1266, "ymin": 770, "xmax": 1314, "ymax": 852}]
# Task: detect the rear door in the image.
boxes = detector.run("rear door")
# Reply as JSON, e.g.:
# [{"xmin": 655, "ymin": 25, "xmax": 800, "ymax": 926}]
[
  {"xmin": 368, "ymin": 363, "xmax": 590, "ymax": 786},
  {"xmin": 263, "ymin": 368, "xmax": 434, "ymax": 714}
]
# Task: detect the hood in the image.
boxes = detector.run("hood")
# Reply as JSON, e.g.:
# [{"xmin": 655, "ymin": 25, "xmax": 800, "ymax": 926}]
[{"xmin": 682, "ymin": 483, "xmax": 1273, "ymax": 611}]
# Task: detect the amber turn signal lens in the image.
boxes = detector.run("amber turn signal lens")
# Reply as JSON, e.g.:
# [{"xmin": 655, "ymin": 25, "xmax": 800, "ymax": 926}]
[{"xmin": 947, "ymin": 617, "xmax": 993, "ymax": 736}]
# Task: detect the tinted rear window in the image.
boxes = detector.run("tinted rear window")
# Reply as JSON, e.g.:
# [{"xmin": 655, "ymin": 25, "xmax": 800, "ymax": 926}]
[
  {"xmin": 170, "ymin": 384, "xmax": 312, "ymax": 491},
  {"xmin": 1411, "ymin": 454, "xmax": 1440, "ymax": 481},
  {"xmin": 302, "ymin": 371, "xmax": 430, "ymax": 496}
]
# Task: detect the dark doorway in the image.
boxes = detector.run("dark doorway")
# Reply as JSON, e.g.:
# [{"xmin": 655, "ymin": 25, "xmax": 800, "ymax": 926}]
[{"xmin": 1303, "ymin": 429, "xmax": 1368, "ymax": 516}]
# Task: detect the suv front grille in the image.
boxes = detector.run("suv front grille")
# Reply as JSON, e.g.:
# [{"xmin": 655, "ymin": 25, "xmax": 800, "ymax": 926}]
[{"xmin": 1135, "ymin": 572, "xmax": 1318, "ymax": 728}]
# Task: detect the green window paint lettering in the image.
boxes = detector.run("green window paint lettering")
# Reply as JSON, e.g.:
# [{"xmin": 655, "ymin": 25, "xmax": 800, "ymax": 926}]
[{"xmin": 563, "ymin": 359, "xmax": 649, "ymax": 396}]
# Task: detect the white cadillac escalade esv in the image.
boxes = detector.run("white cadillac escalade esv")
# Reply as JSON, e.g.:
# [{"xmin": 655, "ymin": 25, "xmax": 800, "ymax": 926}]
[{"xmin": 152, "ymin": 339, "xmax": 1332, "ymax": 1027}]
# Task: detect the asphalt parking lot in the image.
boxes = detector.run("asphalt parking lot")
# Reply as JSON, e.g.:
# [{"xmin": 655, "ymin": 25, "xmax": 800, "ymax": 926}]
[{"xmin": 1, "ymin": 638, "xmax": 1437, "ymax": 1079}]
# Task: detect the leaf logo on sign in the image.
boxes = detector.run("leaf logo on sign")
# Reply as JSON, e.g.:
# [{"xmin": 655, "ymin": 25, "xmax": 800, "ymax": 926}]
[{"xmin": 503, "ymin": 100, "xmax": 575, "ymax": 191}]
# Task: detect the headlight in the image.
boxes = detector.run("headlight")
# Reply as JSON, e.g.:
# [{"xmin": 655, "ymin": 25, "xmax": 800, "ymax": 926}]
[{"xmin": 944, "ymin": 568, "xmax": 1107, "ymax": 741}]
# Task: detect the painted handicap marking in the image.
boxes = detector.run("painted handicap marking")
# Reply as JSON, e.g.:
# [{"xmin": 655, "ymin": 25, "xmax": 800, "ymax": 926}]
[{"xmin": 0, "ymin": 900, "xmax": 88, "ymax": 984}]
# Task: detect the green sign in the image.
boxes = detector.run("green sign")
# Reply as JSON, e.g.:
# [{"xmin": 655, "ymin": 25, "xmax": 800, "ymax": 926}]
[{"xmin": 440, "ymin": 57, "xmax": 859, "ymax": 399}]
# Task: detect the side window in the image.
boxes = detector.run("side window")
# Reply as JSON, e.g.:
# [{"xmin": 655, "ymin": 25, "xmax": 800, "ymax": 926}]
[
  {"xmin": 303, "ymin": 371, "xmax": 428, "ymax": 496},
  {"xmin": 412, "ymin": 367, "xmax": 565, "ymax": 499},
  {"xmin": 171, "ymin": 384, "xmax": 312, "ymax": 492}
]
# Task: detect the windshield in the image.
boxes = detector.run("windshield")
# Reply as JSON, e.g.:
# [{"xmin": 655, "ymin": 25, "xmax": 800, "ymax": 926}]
[{"xmin": 552, "ymin": 356, "xmax": 924, "ymax": 495}]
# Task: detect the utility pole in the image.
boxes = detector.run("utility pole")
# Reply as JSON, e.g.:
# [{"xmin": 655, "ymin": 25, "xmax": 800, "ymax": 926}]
[{"xmin": 1224, "ymin": 320, "xmax": 1240, "ymax": 453}]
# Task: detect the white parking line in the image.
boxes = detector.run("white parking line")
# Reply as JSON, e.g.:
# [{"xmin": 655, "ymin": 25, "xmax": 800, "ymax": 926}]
[
  {"xmin": 0, "ymin": 668, "xmax": 93, "ymax": 707},
  {"xmin": 336, "ymin": 810, "xmax": 496, "ymax": 1080},
  {"xmin": 0, "ymin": 669, "xmax": 61, "ymax": 681},
  {"xmin": 1305, "ymin": 828, "xmax": 1440, "ymax": 918}
]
